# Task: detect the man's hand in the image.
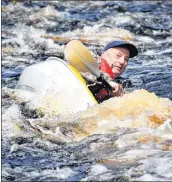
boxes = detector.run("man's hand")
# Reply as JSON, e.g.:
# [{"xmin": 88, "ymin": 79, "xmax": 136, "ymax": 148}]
[{"xmin": 109, "ymin": 81, "xmax": 124, "ymax": 97}]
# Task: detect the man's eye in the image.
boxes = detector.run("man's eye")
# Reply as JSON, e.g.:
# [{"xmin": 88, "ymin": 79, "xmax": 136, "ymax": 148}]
[{"xmin": 116, "ymin": 54, "xmax": 121, "ymax": 58}]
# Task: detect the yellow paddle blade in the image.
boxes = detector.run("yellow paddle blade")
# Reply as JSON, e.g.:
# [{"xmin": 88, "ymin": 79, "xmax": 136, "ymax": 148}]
[{"xmin": 64, "ymin": 40, "xmax": 99, "ymax": 74}]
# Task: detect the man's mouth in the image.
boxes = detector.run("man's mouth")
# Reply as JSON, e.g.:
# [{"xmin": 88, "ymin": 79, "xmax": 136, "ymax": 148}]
[{"xmin": 112, "ymin": 65, "xmax": 121, "ymax": 71}]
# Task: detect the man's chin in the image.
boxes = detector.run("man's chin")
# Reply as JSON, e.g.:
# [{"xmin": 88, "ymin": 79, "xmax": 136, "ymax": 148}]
[{"xmin": 112, "ymin": 70, "xmax": 121, "ymax": 77}]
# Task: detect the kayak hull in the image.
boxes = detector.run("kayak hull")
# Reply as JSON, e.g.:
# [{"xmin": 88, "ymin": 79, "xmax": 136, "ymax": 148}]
[{"xmin": 16, "ymin": 57, "xmax": 97, "ymax": 116}]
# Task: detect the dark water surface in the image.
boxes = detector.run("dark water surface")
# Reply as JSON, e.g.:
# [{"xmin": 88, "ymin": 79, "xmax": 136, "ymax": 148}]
[{"xmin": 2, "ymin": 1, "xmax": 172, "ymax": 181}]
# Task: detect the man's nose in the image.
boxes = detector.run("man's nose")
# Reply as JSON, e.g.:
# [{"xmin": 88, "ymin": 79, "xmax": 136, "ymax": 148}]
[{"xmin": 118, "ymin": 57, "xmax": 125, "ymax": 64}]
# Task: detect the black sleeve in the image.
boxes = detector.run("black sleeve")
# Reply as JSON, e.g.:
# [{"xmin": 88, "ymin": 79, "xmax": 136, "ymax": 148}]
[{"xmin": 115, "ymin": 77, "xmax": 133, "ymax": 88}]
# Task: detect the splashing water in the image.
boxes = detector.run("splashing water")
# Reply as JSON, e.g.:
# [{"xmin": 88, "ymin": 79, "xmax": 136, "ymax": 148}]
[
  {"xmin": 8, "ymin": 89, "xmax": 170, "ymax": 142},
  {"xmin": 2, "ymin": 1, "xmax": 172, "ymax": 181}
]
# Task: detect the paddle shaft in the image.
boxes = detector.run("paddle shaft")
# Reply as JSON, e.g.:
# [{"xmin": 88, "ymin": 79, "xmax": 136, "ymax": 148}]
[
  {"xmin": 65, "ymin": 40, "xmax": 113, "ymax": 95},
  {"xmin": 70, "ymin": 46, "xmax": 113, "ymax": 94},
  {"xmin": 97, "ymin": 74, "xmax": 113, "ymax": 93}
]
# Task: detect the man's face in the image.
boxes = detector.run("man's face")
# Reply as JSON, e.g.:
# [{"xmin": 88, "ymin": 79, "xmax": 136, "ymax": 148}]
[{"xmin": 102, "ymin": 47, "xmax": 130, "ymax": 78}]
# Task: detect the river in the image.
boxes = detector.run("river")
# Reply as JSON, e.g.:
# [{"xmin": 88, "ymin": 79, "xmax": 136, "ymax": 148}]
[{"xmin": 2, "ymin": 1, "xmax": 172, "ymax": 181}]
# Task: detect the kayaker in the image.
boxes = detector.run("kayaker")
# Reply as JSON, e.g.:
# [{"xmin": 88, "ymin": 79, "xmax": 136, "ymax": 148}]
[{"xmin": 81, "ymin": 40, "xmax": 138, "ymax": 103}]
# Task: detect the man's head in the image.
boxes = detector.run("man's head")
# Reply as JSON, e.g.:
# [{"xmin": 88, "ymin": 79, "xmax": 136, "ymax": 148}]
[{"xmin": 101, "ymin": 40, "xmax": 138, "ymax": 78}]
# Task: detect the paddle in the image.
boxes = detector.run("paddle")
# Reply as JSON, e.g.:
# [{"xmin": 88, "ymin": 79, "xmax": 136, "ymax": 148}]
[{"xmin": 64, "ymin": 40, "xmax": 113, "ymax": 93}]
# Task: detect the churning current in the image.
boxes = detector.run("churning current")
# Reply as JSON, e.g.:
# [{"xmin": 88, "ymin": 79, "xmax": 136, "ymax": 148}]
[{"xmin": 2, "ymin": 1, "xmax": 172, "ymax": 181}]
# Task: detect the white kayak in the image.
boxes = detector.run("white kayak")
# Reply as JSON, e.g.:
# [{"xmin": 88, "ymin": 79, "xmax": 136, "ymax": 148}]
[{"xmin": 16, "ymin": 57, "xmax": 97, "ymax": 116}]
